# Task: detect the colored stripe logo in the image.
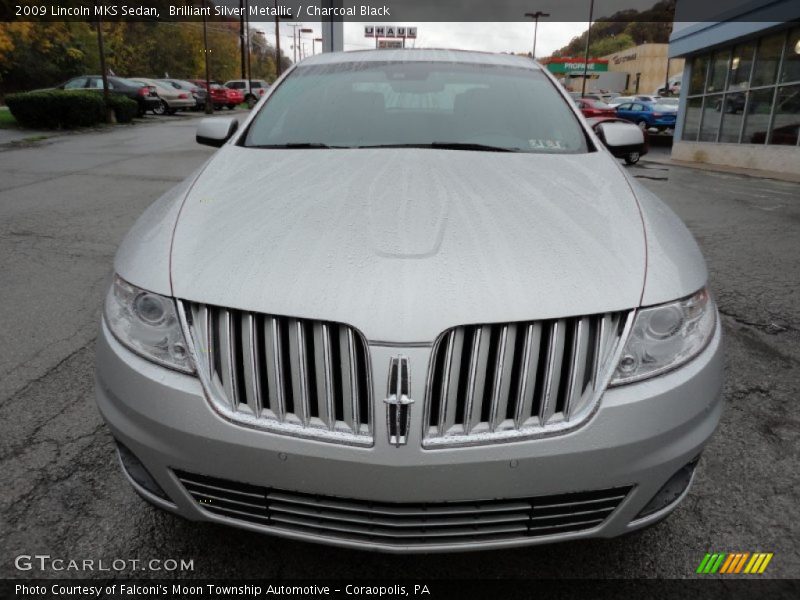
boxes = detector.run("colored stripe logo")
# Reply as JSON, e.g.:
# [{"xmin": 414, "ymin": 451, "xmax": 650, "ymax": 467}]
[{"xmin": 696, "ymin": 552, "xmax": 773, "ymax": 574}]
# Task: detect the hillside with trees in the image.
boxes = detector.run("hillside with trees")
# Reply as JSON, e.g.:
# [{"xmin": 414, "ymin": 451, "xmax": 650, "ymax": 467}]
[{"xmin": 551, "ymin": 0, "xmax": 675, "ymax": 58}]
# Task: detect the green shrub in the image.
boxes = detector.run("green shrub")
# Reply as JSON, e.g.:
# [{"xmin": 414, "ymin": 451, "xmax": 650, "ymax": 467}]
[
  {"xmin": 106, "ymin": 94, "xmax": 138, "ymax": 123},
  {"xmin": 5, "ymin": 90, "xmax": 105, "ymax": 129}
]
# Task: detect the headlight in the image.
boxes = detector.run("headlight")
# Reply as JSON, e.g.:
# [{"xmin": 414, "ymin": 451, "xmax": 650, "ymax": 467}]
[
  {"xmin": 610, "ymin": 288, "xmax": 716, "ymax": 385},
  {"xmin": 104, "ymin": 275, "xmax": 193, "ymax": 373}
]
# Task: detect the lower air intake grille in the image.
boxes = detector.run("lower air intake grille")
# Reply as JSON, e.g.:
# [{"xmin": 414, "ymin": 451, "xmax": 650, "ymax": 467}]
[
  {"xmin": 181, "ymin": 302, "xmax": 372, "ymax": 446},
  {"xmin": 176, "ymin": 470, "xmax": 631, "ymax": 546},
  {"xmin": 424, "ymin": 312, "xmax": 630, "ymax": 447}
]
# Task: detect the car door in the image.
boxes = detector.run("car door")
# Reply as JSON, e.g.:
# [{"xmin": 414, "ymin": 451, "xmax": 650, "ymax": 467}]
[
  {"xmin": 634, "ymin": 103, "xmax": 654, "ymax": 124},
  {"xmin": 623, "ymin": 103, "xmax": 645, "ymax": 123},
  {"xmin": 616, "ymin": 103, "xmax": 634, "ymax": 122},
  {"xmin": 88, "ymin": 77, "xmax": 115, "ymax": 91}
]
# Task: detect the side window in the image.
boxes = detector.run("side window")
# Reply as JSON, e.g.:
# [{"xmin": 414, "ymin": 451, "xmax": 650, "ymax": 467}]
[
  {"xmin": 90, "ymin": 78, "xmax": 114, "ymax": 90},
  {"xmin": 618, "ymin": 103, "xmax": 631, "ymax": 110},
  {"xmin": 64, "ymin": 78, "xmax": 87, "ymax": 89}
]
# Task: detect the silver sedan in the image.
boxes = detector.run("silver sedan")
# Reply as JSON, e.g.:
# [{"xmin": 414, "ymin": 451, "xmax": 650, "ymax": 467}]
[{"xmin": 96, "ymin": 49, "xmax": 723, "ymax": 552}]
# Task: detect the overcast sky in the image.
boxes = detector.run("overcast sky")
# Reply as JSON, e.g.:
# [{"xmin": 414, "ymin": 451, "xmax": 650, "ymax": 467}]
[{"xmin": 254, "ymin": 21, "xmax": 591, "ymax": 59}]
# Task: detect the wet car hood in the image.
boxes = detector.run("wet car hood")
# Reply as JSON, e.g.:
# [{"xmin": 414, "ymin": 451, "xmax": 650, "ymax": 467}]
[{"xmin": 170, "ymin": 146, "xmax": 645, "ymax": 343}]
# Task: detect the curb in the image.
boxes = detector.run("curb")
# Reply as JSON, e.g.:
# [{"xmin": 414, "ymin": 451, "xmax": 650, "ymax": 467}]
[{"xmin": 640, "ymin": 156, "xmax": 800, "ymax": 184}]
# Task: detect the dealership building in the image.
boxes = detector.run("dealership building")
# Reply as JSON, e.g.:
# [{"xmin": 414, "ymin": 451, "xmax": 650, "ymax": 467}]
[
  {"xmin": 601, "ymin": 43, "xmax": 684, "ymax": 95},
  {"xmin": 669, "ymin": 1, "xmax": 800, "ymax": 174}
]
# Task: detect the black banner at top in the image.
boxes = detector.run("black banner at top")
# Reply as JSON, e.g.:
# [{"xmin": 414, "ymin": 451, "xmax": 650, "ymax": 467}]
[{"xmin": 2, "ymin": 0, "xmax": 800, "ymax": 23}]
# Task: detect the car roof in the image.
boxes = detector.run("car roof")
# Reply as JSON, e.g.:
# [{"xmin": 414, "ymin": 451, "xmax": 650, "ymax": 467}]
[{"xmin": 300, "ymin": 48, "xmax": 542, "ymax": 71}]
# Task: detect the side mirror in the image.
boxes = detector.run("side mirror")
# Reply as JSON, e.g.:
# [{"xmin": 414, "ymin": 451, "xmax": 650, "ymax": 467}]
[
  {"xmin": 196, "ymin": 117, "xmax": 238, "ymax": 147},
  {"xmin": 594, "ymin": 121, "xmax": 644, "ymax": 149}
]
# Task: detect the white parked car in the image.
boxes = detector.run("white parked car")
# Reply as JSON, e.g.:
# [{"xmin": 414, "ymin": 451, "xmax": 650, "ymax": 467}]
[{"xmin": 224, "ymin": 79, "xmax": 270, "ymax": 107}]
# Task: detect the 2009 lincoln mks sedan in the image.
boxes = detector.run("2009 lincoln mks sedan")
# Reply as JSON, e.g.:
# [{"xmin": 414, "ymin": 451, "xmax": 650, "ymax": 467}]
[{"xmin": 96, "ymin": 49, "xmax": 723, "ymax": 552}]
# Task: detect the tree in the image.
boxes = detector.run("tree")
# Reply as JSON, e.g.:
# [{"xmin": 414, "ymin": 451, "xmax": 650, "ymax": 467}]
[
  {"xmin": 589, "ymin": 33, "xmax": 636, "ymax": 57},
  {"xmin": 550, "ymin": 0, "xmax": 675, "ymax": 58}
]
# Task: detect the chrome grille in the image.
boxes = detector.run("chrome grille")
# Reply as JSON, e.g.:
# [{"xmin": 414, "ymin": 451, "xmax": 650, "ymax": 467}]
[
  {"xmin": 425, "ymin": 312, "xmax": 630, "ymax": 447},
  {"xmin": 181, "ymin": 303, "xmax": 372, "ymax": 445},
  {"xmin": 176, "ymin": 470, "xmax": 631, "ymax": 546}
]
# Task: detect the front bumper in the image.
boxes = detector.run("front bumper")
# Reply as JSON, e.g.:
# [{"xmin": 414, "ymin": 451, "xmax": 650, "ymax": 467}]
[
  {"xmin": 95, "ymin": 320, "xmax": 723, "ymax": 552},
  {"xmin": 166, "ymin": 99, "xmax": 196, "ymax": 110}
]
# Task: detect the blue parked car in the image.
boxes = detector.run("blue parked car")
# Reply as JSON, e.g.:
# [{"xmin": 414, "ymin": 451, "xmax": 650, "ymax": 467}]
[{"xmin": 615, "ymin": 101, "xmax": 677, "ymax": 132}]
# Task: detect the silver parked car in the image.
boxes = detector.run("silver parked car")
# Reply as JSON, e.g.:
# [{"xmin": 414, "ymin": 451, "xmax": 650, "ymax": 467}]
[{"xmin": 96, "ymin": 49, "xmax": 723, "ymax": 552}]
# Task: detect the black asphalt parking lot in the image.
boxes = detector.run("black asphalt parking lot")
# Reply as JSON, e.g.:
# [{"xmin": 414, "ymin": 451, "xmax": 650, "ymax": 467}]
[{"xmin": 0, "ymin": 116, "xmax": 798, "ymax": 580}]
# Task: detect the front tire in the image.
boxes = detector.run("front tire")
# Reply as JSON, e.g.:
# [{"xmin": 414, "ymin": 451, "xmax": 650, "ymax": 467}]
[
  {"xmin": 153, "ymin": 100, "xmax": 167, "ymax": 116},
  {"xmin": 624, "ymin": 151, "xmax": 641, "ymax": 165}
]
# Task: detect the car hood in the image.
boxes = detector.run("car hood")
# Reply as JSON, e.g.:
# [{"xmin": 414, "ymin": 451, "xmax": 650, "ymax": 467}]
[{"xmin": 171, "ymin": 146, "xmax": 645, "ymax": 342}]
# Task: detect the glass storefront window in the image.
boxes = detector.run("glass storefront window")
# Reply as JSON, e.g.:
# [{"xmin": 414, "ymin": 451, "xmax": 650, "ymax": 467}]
[
  {"xmin": 752, "ymin": 33, "xmax": 784, "ymax": 87},
  {"xmin": 689, "ymin": 55, "xmax": 709, "ymax": 94},
  {"xmin": 770, "ymin": 84, "xmax": 800, "ymax": 145},
  {"xmin": 742, "ymin": 88, "xmax": 776, "ymax": 144},
  {"xmin": 682, "ymin": 97, "xmax": 703, "ymax": 141},
  {"xmin": 719, "ymin": 93, "xmax": 747, "ymax": 143},
  {"xmin": 780, "ymin": 28, "xmax": 800, "ymax": 84},
  {"xmin": 699, "ymin": 94, "xmax": 724, "ymax": 141},
  {"xmin": 728, "ymin": 43, "xmax": 755, "ymax": 91},
  {"xmin": 683, "ymin": 27, "xmax": 800, "ymax": 147},
  {"xmin": 707, "ymin": 50, "xmax": 730, "ymax": 93}
]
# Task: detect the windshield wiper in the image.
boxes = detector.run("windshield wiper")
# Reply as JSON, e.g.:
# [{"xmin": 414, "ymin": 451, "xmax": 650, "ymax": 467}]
[
  {"xmin": 248, "ymin": 142, "xmax": 346, "ymax": 149},
  {"xmin": 355, "ymin": 142, "xmax": 521, "ymax": 153}
]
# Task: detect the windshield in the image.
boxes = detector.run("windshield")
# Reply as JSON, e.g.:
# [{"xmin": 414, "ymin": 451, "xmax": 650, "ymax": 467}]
[{"xmin": 244, "ymin": 61, "xmax": 588, "ymax": 153}]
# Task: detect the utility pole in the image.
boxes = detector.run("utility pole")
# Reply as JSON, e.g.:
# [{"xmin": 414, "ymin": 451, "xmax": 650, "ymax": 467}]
[
  {"xmin": 274, "ymin": 0, "xmax": 282, "ymax": 77},
  {"xmin": 287, "ymin": 23, "xmax": 302, "ymax": 63},
  {"xmin": 288, "ymin": 23, "xmax": 298, "ymax": 63},
  {"xmin": 299, "ymin": 28, "xmax": 313, "ymax": 61},
  {"xmin": 581, "ymin": 0, "xmax": 595, "ymax": 98},
  {"xmin": 239, "ymin": 0, "xmax": 246, "ymax": 79},
  {"xmin": 244, "ymin": 0, "xmax": 252, "ymax": 92},
  {"xmin": 95, "ymin": 15, "xmax": 113, "ymax": 123},
  {"xmin": 202, "ymin": 4, "xmax": 213, "ymax": 114},
  {"xmin": 524, "ymin": 11, "xmax": 550, "ymax": 60}
]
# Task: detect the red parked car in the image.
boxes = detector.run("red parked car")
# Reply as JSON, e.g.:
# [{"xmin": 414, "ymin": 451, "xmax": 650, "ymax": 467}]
[
  {"xmin": 575, "ymin": 98, "xmax": 616, "ymax": 118},
  {"xmin": 209, "ymin": 84, "xmax": 244, "ymax": 110},
  {"xmin": 188, "ymin": 80, "xmax": 244, "ymax": 110}
]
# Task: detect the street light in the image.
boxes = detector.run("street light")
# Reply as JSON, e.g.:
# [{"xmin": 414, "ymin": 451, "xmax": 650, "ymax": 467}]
[{"xmin": 524, "ymin": 11, "xmax": 550, "ymax": 60}]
